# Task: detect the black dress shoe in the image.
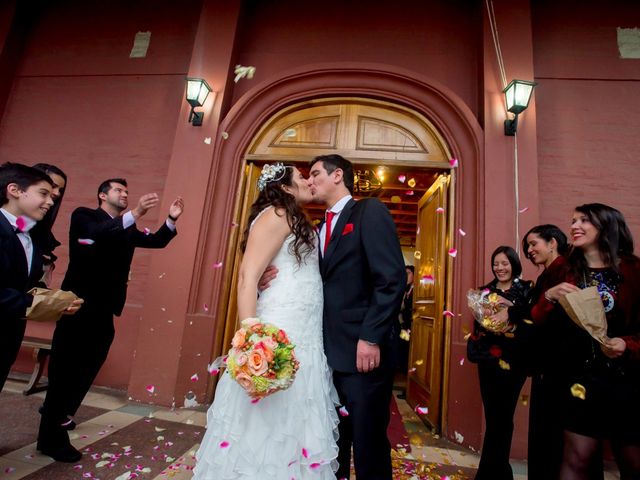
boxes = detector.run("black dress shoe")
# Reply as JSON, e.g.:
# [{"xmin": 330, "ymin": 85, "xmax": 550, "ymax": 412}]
[{"xmin": 38, "ymin": 443, "xmax": 82, "ymax": 463}]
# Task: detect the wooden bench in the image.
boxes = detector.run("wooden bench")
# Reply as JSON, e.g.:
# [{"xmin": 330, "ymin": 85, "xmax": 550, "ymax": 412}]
[{"xmin": 15, "ymin": 336, "xmax": 52, "ymax": 395}]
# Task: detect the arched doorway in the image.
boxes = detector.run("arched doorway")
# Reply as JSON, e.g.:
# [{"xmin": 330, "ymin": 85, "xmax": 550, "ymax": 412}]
[
  {"xmin": 200, "ymin": 64, "xmax": 484, "ymax": 439},
  {"xmin": 215, "ymin": 97, "xmax": 454, "ymax": 429}
]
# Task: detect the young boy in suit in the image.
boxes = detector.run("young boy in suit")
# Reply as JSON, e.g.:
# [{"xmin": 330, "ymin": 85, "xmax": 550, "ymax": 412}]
[{"xmin": 0, "ymin": 162, "xmax": 81, "ymax": 392}]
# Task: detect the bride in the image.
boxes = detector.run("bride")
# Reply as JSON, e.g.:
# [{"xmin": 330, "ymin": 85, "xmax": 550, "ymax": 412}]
[{"xmin": 193, "ymin": 164, "xmax": 339, "ymax": 479}]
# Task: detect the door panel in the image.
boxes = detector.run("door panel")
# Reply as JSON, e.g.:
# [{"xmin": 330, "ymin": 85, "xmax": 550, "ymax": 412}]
[{"xmin": 407, "ymin": 174, "xmax": 449, "ymax": 429}]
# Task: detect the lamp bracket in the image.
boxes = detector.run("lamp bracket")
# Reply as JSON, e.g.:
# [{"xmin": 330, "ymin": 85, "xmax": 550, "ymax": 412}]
[
  {"xmin": 504, "ymin": 114, "xmax": 519, "ymax": 136},
  {"xmin": 189, "ymin": 107, "xmax": 204, "ymax": 127}
]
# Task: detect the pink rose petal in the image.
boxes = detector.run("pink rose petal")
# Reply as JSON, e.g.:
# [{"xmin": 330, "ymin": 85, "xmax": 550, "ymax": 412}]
[
  {"xmin": 146, "ymin": 385, "xmax": 155, "ymax": 394},
  {"xmin": 443, "ymin": 310, "xmax": 455, "ymax": 317},
  {"xmin": 288, "ymin": 460, "xmax": 298, "ymax": 467},
  {"xmin": 251, "ymin": 398, "xmax": 260, "ymax": 404},
  {"xmin": 143, "ymin": 228, "xmax": 150, "ymax": 235},
  {"xmin": 16, "ymin": 217, "xmax": 26, "ymax": 232},
  {"xmin": 448, "ymin": 248, "xmax": 457, "ymax": 258},
  {"xmin": 190, "ymin": 373, "xmax": 199, "ymax": 382},
  {"xmin": 415, "ymin": 406, "xmax": 429, "ymax": 415},
  {"xmin": 338, "ymin": 406, "xmax": 349, "ymax": 417},
  {"xmin": 309, "ymin": 462, "xmax": 322, "ymax": 470},
  {"xmin": 4, "ymin": 467, "xmax": 16, "ymax": 474},
  {"xmin": 302, "ymin": 448, "xmax": 309, "ymax": 458},
  {"xmin": 458, "ymin": 228, "xmax": 466, "ymax": 236},
  {"xmin": 398, "ymin": 174, "xmax": 406, "ymax": 183},
  {"xmin": 213, "ymin": 262, "xmax": 223, "ymax": 269},
  {"xmin": 73, "ymin": 464, "xmax": 83, "ymax": 470},
  {"xmin": 78, "ymin": 238, "xmax": 95, "ymax": 245},
  {"xmin": 518, "ymin": 207, "xmax": 529, "ymax": 214},
  {"xmin": 449, "ymin": 158, "xmax": 459, "ymax": 168},
  {"xmin": 219, "ymin": 441, "xmax": 229, "ymax": 449},
  {"xmin": 203, "ymin": 303, "xmax": 209, "ymax": 312},
  {"xmin": 459, "ymin": 357, "xmax": 465, "ymax": 365},
  {"xmin": 435, "ymin": 207, "xmax": 445, "ymax": 214},
  {"xmin": 405, "ymin": 190, "xmax": 414, "ymax": 196},
  {"xmin": 420, "ymin": 274, "xmax": 434, "ymax": 285},
  {"xmin": 408, "ymin": 367, "xmax": 417, "ymax": 373}
]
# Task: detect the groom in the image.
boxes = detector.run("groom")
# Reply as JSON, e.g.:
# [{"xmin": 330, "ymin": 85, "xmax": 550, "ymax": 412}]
[{"xmin": 309, "ymin": 154, "xmax": 405, "ymax": 479}]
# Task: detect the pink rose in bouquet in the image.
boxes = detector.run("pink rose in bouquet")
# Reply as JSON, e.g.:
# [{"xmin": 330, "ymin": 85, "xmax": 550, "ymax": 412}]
[{"xmin": 226, "ymin": 318, "xmax": 299, "ymax": 399}]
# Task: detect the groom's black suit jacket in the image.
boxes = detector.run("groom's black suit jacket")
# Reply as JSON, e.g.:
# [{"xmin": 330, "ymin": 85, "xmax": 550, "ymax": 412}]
[
  {"xmin": 320, "ymin": 198, "xmax": 406, "ymax": 373},
  {"xmin": 0, "ymin": 213, "xmax": 44, "ymax": 390},
  {"xmin": 61, "ymin": 207, "xmax": 177, "ymax": 317}
]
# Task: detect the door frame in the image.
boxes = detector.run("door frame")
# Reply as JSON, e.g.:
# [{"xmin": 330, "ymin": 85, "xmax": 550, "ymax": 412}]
[{"xmin": 196, "ymin": 63, "xmax": 484, "ymax": 441}]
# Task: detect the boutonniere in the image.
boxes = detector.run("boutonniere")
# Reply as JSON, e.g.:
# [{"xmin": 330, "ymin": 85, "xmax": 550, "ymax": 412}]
[{"xmin": 342, "ymin": 223, "xmax": 354, "ymax": 236}]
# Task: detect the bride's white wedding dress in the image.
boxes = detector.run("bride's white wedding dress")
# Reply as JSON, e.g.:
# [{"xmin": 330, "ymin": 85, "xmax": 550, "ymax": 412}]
[{"xmin": 193, "ymin": 208, "xmax": 339, "ymax": 479}]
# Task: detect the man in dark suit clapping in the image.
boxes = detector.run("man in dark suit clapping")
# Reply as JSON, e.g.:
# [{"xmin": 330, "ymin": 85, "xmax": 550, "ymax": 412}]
[
  {"xmin": 37, "ymin": 178, "xmax": 183, "ymax": 462},
  {"xmin": 309, "ymin": 155, "xmax": 405, "ymax": 480}
]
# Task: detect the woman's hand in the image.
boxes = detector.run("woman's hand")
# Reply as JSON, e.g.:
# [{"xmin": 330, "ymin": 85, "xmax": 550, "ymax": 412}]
[
  {"xmin": 488, "ymin": 309, "xmax": 513, "ymax": 334},
  {"xmin": 544, "ymin": 282, "xmax": 580, "ymax": 302},
  {"xmin": 496, "ymin": 296, "xmax": 513, "ymax": 307},
  {"xmin": 601, "ymin": 337, "xmax": 626, "ymax": 358}
]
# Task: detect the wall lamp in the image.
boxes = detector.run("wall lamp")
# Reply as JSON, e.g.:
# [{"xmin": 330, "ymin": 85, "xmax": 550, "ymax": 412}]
[
  {"xmin": 503, "ymin": 79, "xmax": 537, "ymax": 136},
  {"xmin": 185, "ymin": 77, "xmax": 212, "ymax": 126}
]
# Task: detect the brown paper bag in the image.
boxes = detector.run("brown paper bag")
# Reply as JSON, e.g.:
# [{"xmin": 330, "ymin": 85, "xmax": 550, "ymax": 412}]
[
  {"xmin": 558, "ymin": 286, "xmax": 609, "ymax": 344},
  {"xmin": 26, "ymin": 288, "xmax": 79, "ymax": 322}
]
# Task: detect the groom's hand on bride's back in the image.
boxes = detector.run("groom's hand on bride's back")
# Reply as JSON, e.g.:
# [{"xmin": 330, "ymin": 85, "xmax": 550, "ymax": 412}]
[{"xmin": 258, "ymin": 265, "xmax": 279, "ymax": 291}]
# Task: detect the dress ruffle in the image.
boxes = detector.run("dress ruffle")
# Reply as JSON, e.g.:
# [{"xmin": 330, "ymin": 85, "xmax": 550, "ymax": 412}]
[{"xmin": 193, "ymin": 343, "xmax": 340, "ymax": 479}]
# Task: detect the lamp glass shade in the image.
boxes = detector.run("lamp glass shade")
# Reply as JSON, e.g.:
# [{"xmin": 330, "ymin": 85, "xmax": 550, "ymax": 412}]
[
  {"xmin": 185, "ymin": 78, "xmax": 212, "ymax": 107},
  {"xmin": 503, "ymin": 79, "xmax": 537, "ymax": 115}
]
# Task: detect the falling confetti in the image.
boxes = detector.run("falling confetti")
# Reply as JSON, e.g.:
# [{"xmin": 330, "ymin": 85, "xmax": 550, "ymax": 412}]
[
  {"xmin": 448, "ymin": 248, "xmax": 458, "ymax": 258},
  {"xmin": 518, "ymin": 207, "xmax": 529, "ymax": 214},
  {"xmin": 146, "ymin": 385, "xmax": 155, "ymax": 394},
  {"xmin": 204, "ymin": 137, "xmax": 212, "ymax": 145},
  {"xmin": 435, "ymin": 207, "xmax": 445, "ymax": 214},
  {"xmin": 390, "ymin": 195, "xmax": 401, "ymax": 204},
  {"xmin": 219, "ymin": 441, "xmax": 229, "ymax": 448},
  {"xmin": 458, "ymin": 228, "xmax": 466, "ymax": 236},
  {"xmin": 520, "ymin": 394, "xmax": 529, "ymax": 406},
  {"xmin": 413, "ymin": 251, "xmax": 422, "ymax": 260},
  {"xmin": 407, "ymin": 178, "xmax": 416, "ymax": 188},
  {"xmin": 398, "ymin": 174, "xmax": 406, "ymax": 183},
  {"xmin": 221, "ymin": 132, "xmax": 229, "ymax": 140},
  {"xmin": 570, "ymin": 383, "xmax": 586, "ymax": 400},
  {"xmin": 443, "ymin": 310, "xmax": 455, "ymax": 317},
  {"xmin": 415, "ymin": 406, "xmax": 428, "ymax": 415},
  {"xmin": 213, "ymin": 262, "xmax": 223, "ymax": 269},
  {"xmin": 420, "ymin": 274, "xmax": 434, "ymax": 285},
  {"xmin": 498, "ymin": 359, "xmax": 511, "ymax": 370},
  {"xmin": 143, "ymin": 228, "xmax": 150, "ymax": 235},
  {"xmin": 158, "ymin": 272, "xmax": 166, "ymax": 279},
  {"xmin": 405, "ymin": 190, "xmax": 415, "ymax": 196},
  {"xmin": 190, "ymin": 373, "xmax": 199, "ymax": 382},
  {"xmin": 523, "ymin": 319, "xmax": 533, "ymax": 324},
  {"xmin": 408, "ymin": 367, "xmax": 417, "ymax": 373},
  {"xmin": 459, "ymin": 357, "xmax": 465, "ymax": 366},
  {"xmin": 234, "ymin": 64, "xmax": 256, "ymax": 82},
  {"xmin": 309, "ymin": 463, "xmax": 323, "ymax": 470},
  {"xmin": 338, "ymin": 406, "xmax": 349, "ymax": 417},
  {"xmin": 415, "ymin": 359, "xmax": 424, "ymax": 366},
  {"xmin": 78, "ymin": 238, "xmax": 95, "ymax": 245},
  {"xmin": 203, "ymin": 303, "xmax": 209, "ymax": 312},
  {"xmin": 449, "ymin": 158, "xmax": 459, "ymax": 168},
  {"xmin": 302, "ymin": 448, "xmax": 309, "ymax": 458},
  {"xmin": 454, "ymin": 431, "xmax": 464, "ymax": 443},
  {"xmin": 399, "ymin": 329, "xmax": 411, "ymax": 341}
]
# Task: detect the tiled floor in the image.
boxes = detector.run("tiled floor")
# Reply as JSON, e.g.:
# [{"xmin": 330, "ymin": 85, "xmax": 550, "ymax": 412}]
[{"xmin": 0, "ymin": 379, "xmax": 622, "ymax": 479}]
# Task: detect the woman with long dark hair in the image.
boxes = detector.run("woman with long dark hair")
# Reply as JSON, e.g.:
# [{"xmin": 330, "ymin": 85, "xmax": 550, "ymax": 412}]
[
  {"xmin": 542, "ymin": 204, "xmax": 640, "ymax": 479},
  {"xmin": 520, "ymin": 224, "xmax": 571, "ymax": 480},
  {"xmin": 31, "ymin": 163, "xmax": 67, "ymax": 284},
  {"xmin": 193, "ymin": 163, "xmax": 339, "ymax": 479},
  {"xmin": 469, "ymin": 246, "xmax": 533, "ymax": 480}
]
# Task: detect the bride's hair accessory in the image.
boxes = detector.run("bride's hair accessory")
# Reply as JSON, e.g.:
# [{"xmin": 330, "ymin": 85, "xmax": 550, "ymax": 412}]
[{"xmin": 257, "ymin": 163, "xmax": 289, "ymax": 191}]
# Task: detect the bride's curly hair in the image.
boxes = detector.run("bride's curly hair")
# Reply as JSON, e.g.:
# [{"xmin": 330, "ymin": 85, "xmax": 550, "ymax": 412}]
[{"xmin": 241, "ymin": 165, "xmax": 316, "ymax": 263}]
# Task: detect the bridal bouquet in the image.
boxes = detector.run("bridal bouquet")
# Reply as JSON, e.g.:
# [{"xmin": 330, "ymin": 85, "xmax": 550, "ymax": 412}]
[
  {"xmin": 467, "ymin": 289, "xmax": 510, "ymax": 333},
  {"xmin": 226, "ymin": 317, "xmax": 299, "ymax": 399}
]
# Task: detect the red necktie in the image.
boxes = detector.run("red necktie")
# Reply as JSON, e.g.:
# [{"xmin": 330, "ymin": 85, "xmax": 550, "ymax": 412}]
[{"xmin": 324, "ymin": 211, "xmax": 336, "ymax": 254}]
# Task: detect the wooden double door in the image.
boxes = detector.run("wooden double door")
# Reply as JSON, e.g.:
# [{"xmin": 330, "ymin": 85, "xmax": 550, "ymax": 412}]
[{"xmin": 215, "ymin": 98, "xmax": 453, "ymax": 430}]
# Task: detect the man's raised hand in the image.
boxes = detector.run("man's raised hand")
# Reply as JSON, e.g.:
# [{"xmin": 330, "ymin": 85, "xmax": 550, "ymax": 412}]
[
  {"xmin": 133, "ymin": 193, "xmax": 160, "ymax": 218},
  {"xmin": 168, "ymin": 196, "xmax": 184, "ymax": 221}
]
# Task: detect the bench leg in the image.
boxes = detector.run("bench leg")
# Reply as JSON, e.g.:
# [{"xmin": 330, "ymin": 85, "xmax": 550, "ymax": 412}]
[{"xmin": 23, "ymin": 348, "xmax": 50, "ymax": 396}]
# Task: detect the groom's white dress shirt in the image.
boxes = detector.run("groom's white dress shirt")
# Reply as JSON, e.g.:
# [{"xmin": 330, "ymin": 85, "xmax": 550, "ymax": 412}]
[{"xmin": 319, "ymin": 194, "xmax": 352, "ymax": 256}]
